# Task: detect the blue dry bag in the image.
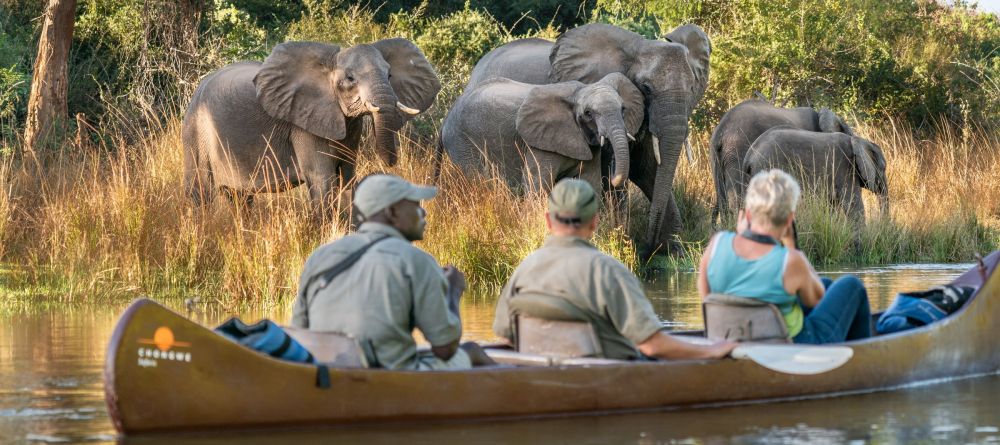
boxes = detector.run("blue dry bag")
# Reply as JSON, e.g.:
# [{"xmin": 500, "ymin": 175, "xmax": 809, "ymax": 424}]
[{"xmin": 215, "ymin": 317, "xmax": 315, "ymax": 363}]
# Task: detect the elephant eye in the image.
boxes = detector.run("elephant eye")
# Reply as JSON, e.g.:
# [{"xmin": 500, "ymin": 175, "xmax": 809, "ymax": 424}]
[
  {"xmin": 640, "ymin": 82, "xmax": 652, "ymax": 94},
  {"xmin": 584, "ymin": 110, "xmax": 592, "ymax": 118},
  {"xmin": 345, "ymin": 75, "xmax": 355, "ymax": 82}
]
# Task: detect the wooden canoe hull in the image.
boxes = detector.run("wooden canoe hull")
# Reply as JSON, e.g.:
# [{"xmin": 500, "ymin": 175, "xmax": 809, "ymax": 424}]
[{"xmin": 105, "ymin": 255, "xmax": 1000, "ymax": 434}]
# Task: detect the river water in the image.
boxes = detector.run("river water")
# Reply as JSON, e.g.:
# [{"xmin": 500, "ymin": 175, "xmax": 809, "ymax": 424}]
[{"xmin": 3, "ymin": 264, "xmax": 1000, "ymax": 444}]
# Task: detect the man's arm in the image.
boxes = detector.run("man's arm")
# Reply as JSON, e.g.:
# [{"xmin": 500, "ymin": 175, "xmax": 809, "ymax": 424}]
[{"xmin": 412, "ymin": 256, "xmax": 463, "ymax": 361}]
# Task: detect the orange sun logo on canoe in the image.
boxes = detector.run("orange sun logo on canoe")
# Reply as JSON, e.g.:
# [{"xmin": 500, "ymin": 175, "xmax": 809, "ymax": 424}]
[{"xmin": 139, "ymin": 326, "xmax": 191, "ymax": 351}]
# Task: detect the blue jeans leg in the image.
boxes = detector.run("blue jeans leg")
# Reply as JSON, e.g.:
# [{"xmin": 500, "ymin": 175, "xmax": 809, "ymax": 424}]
[{"xmin": 794, "ymin": 275, "xmax": 872, "ymax": 344}]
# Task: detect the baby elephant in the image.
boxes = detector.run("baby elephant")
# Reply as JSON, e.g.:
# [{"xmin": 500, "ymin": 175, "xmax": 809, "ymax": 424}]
[
  {"xmin": 745, "ymin": 128, "xmax": 889, "ymax": 223},
  {"xmin": 440, "ymin": 72, "xmax": 644, "ymax": 194}
]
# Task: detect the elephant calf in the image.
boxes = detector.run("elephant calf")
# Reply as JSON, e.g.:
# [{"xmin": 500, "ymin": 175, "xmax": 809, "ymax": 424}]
[
  {"xmin": 440, "ymin": 72, "xmax": 644, "ymax": 194},
  {"xmin": 710, "ymin": 99, "xmax": 856, "ymax": 220},
  {"xmin": 182, "ymin": 38, "xmax": 440, "ymax": 214},
  {"xmin": 744, "ymin": 128, "xmax": 889, "ymax": 223}
]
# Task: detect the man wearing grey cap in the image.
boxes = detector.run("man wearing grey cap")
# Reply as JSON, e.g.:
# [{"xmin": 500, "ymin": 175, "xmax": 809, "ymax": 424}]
[
  {"xmin": 292, "ymin": 174, "xmax": 490, "ymax": 370},
  {"xmin": 494, "ymin": 178, "xmax": 735, "ymax": 360}
]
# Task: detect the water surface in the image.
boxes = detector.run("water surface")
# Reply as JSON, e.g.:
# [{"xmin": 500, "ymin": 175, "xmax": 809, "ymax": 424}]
[{"xmin": 3, "ymin": 263, "xmax": 998, "ymax": 444}]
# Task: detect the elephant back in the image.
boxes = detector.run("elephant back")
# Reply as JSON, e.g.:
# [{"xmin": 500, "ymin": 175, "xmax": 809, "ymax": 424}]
[{"xmin": 467, "ymin": 38, "xmax": 554, "ymax": 91}]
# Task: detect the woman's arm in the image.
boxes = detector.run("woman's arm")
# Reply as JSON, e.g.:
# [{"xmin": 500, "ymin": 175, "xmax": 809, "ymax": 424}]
[
  {"xmin": 785, "ymin": 251, "xmax": 824, "ymax": 307},
  {"xmin": 697, "ymin": 233, "xmax": 721, "ymax": 299}
]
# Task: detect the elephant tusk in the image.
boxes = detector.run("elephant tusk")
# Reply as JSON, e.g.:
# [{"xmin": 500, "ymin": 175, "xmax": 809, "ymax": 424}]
[
  {"xmin": 627, "ymin": 133, "xmax": 636, "ymax": 142},
  {"xmin": 600, "ymin": 135, "xmax": 606, "ymax": 147},
  {"xmin": 365, "ymin": 101, "xmax": 380, "ymax": 113},
  {"xmin": 685, "ymin": 137, "xmax": 694, "ymax": 163},
  {"xmin": 652, "ymin": 135, "xmax": 662, "ymax": 166},
  {"xmin": 612, "ymin": 174, "xmax": 625, "ymax": 187},
  {"xmin": 396, "ymin": 102, "xmax": 421, "ymax": 115}
]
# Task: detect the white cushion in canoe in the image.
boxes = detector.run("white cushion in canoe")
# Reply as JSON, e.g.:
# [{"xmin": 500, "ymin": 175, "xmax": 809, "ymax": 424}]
[
  {"xmin": 484, "ymin": 349, "xmax": 627, "ymax": 367},
  {"xmin": 703, "ymin": 294, "xmax": 790, "ymax": 343},
  {"xmin": 516, "ymin": 315, "xmax": 602, "ymax": 358},
  {"xmin": 283, "ymin": 326, "xmax": 369, "ymax": 368}
]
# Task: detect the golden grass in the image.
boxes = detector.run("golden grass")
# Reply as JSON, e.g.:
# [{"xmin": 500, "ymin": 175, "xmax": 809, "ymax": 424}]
[{"xmin": 0, "ymin": 117, "xmax": 996, "ymax": 308}]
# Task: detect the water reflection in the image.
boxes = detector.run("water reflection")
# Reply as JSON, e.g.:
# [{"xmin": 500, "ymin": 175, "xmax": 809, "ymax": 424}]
[{"xmin": 0, "ymin": 263, "xmax": 992, "ymax": 444}]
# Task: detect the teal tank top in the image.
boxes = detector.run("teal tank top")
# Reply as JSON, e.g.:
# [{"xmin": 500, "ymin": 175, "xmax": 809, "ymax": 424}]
[{"xmin": 706, "ymin": 231, "xmax": 803, "ymax": 337}]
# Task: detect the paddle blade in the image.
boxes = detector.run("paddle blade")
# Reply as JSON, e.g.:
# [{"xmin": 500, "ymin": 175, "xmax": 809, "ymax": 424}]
[{"xmin": 732, "ymin": 344, "xmax": 854, "ymax": 375}]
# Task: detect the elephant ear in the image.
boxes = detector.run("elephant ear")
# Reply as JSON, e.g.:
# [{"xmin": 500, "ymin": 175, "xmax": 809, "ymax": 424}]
[
  {"xmin": 664, "ymin": 24, "xmax": 711, "ymax": 106},
  {"xmin": 599, "ymin": 72, "xmax": 644, "ymax": 135},
  {"xmin": 818, "ymin": 108, "xmax": 855, "ymax": 136},
  {"xmin": 372, "ymin": 38, "xmax": 442, "ymax": 114},
  {"xmin": 549, "ymin": 23, "xmax": 642, "ymax": 83},
  {"xmin": 851, "ymin": 136, "xmax": 886, "ymax": 191},
  {"xmin": 253, "ymin": 41, "xmax": 346, "ymax": 141},
  {"xmin": 516, "ymin": 82, "xmax": 592, "ymax": 161}
]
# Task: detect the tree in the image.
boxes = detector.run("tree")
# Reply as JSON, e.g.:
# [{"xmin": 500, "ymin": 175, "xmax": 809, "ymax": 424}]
[{"xmin": 23, "ymin": 0, "xmax": 77, "ymax": 154}]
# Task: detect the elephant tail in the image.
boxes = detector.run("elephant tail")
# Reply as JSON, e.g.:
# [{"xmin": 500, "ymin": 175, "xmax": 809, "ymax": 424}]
[{"xmin": 432, "ymin": 132, "xmax": 445, "ymax": 184}]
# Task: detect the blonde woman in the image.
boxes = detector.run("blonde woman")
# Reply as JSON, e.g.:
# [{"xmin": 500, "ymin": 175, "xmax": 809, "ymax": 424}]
[{"xmin": 696, "ymin": 169, "xmax": 872, "ymax": 344}]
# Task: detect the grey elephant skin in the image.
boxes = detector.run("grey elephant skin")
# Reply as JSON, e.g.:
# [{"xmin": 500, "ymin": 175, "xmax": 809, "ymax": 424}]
[
  {"xmin": 182, "ymin": 39, "xmax": 441, "ymax": 212},
  {"xmin": 709, "ymin": 99, "xmax": 854, "ymax": 220},
  {"xmin": 744, "ymin": 127, "xmax": 889, "ymax": 223},
  {"xmin": 466, "ymin": 23, "xmax": 712, "ymax": 257},
  {"xmin": 441, "ymin": 73, "xmax": 643, "ymax": 193}
]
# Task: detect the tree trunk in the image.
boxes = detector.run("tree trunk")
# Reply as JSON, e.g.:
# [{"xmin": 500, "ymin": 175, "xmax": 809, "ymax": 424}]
[{"xmin": 23, "ymin": 0, "xmax": 77, "ymax": 154}]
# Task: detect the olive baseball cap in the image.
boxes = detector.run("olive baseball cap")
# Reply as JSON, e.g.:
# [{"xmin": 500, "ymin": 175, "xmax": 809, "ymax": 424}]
[
  {"xmin": 548, "ymin": 178, "xmax": 598, "ymax": 222},
  {"xmin": 353, "ymin": 174, "xmax": 437, "ymax": 219}
]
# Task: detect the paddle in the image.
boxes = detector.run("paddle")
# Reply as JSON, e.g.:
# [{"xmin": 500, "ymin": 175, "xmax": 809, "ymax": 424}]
[{"xmin": 676, "ymin": 336, "xmax": 854, "ymax": 375}]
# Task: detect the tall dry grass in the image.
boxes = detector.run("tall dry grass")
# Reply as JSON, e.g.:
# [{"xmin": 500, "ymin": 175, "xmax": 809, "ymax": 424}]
[{"xmin": 0, "ymin": 117, "xmax": 997, "ymax": 308}]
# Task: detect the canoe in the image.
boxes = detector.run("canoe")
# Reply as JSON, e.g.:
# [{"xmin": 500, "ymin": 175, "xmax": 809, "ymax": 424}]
[{"xmin": 104, "ymin": 252, "xmax": 1000, "ymax": 434}]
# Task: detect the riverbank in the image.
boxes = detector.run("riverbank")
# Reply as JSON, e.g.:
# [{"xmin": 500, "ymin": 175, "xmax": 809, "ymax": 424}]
[{"xmin": 0, "ymin": 118, "xmax": 997, "ymax": 307}]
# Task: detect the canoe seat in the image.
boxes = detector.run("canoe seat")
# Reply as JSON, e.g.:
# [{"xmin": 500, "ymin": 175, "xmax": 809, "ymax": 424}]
[
  {"xmin": 702, "ymin": 294, "xmax": 791, "ymax": 343},
  {"xmin": 283, "ymin": 326, "xmax": 369, "ymax": 368},
  {"xmin": 508, "ymin": 294, "xmax": 603, "ymax": 358}
]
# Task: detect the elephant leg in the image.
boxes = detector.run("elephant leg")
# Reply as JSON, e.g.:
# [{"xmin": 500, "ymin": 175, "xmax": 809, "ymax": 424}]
[
  {"xmin": 290, "ymin": 127, "xmax": 344, "ymax": 222},
  {"xmin": 523, "ymin": 149, "xmax": 560, "ymax": 195},
  {"xmin": 184, "ymin": 146, "xmax": 215, "ymax": 207},
  {"xmin": 579, "ymin": 154, "xmax": 604, "ymax": 204}
]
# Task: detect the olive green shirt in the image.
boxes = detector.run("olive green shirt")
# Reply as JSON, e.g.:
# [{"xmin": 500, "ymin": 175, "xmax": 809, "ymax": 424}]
[
  {"xmin": 292, "ymin": 222, "xmax": 462, "ymax": 370},
  {"xmin": 493, "ymin": 235, "xmax": 663, "ymax": 359}
]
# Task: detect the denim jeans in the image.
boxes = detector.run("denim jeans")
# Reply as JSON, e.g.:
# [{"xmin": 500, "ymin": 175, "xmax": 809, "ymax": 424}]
[{"xmin": 793, "ymin": 275, "xmax": 872, "ymax": 344}]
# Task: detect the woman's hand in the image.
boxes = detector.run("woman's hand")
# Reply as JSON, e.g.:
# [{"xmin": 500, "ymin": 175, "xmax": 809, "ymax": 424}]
[
  {"xmin": 780, "ymin": 219, "xmax": 797, "ymax": 250},
  {"xmin": 736, "ymin": 209, "xmax": 749, "ymax": 233}
]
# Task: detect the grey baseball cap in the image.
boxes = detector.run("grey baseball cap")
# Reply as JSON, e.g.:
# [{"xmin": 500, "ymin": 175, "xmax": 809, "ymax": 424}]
[
  {"xmin": 353, "ymin": 174, "xmax": 437, "ymax": 219},
  {"xmin": 548, "ymin": 178, "xmax": 598, "ymax": 222}
]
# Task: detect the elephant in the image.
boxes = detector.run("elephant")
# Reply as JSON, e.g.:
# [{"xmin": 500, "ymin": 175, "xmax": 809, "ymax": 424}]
[
  {"xmin": 464, "ymin": 23, "xmax": 713, "ymax": 256},
  {"xmin": 440, "ymin": 72, "xmax": 644, "ymax": 194},
  {"xmin": 744, "ymin": 127, "xmax": 889, "ymax": 223},
  {"xmin": 709, "ymin": 98, "xmax": 855, "ymax": 221},
  {"xmin": 182, "ymin": 38, "xmax": 441, "ymax": 214}
]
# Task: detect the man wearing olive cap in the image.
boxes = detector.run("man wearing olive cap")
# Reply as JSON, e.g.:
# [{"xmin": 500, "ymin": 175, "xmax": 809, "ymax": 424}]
[
  {"xmin": 292, "ymin": 174, "xmax": 490, "ymax": 370},
  {"xmin": 493, "ymin": 178, "xmax": 735, "ymax": 360}
]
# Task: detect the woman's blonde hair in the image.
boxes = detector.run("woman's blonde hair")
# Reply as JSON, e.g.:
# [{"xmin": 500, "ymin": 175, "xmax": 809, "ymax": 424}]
[{"xmin": 745, "ymin": 169, "xmax": 801, "ymax": 228}]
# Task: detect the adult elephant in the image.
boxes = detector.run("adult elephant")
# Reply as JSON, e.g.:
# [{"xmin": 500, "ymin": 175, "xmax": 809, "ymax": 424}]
[
  {"xmin": 744, "ymin": 127, "xmax": 889, "ymax": 223},
  {"xmin": 441, "ymin": 73, "xmax": 644, "ymax": 194},
  {"xmin": 182, "ymin": 38, "xmax": 440, "ymax": 214},
  {"xmin": 709, "ymin": 98, "xmax": 854, "ymax": 221},
  {"xmin": 466, "ymin": 23, "xmax": 712, "ymax": 256}
]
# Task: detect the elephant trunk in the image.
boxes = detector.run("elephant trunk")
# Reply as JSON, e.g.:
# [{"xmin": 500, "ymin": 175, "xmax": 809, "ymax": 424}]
[
  {"xmin": 646, "ymin": 94, "xmax": 690, "ymax": 253},
  {"xmin": 724, "ymin": 159, "xmax": 745, "ymax": 216},
  {"xmin": 877, "ymin": 188, "xmax": 890, "ymax": 218},
  {"xmin": 597, "ymin": 114, "xmax": 630, "ymax": 187},
  {"xmin": 369, "ymin": 87, "xmax": 404, "ymax": 166}
]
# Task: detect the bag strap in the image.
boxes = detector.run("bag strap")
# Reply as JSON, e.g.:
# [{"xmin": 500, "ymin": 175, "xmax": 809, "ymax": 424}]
[{"xmin": 304, "ymin": 234, "xmax": 392, "ymax": 309}]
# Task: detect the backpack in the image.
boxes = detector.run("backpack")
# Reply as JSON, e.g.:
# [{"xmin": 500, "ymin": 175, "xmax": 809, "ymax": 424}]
[
  {"xmin": 876, "ymin": 285, "xmax": 976, "ymax": 334},
  {"xmin": 215, "ymin": 318, "xmax": 315, "ymax": 363}
]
